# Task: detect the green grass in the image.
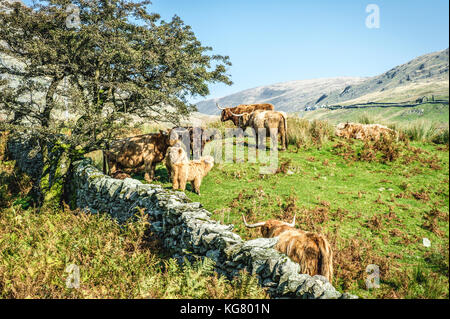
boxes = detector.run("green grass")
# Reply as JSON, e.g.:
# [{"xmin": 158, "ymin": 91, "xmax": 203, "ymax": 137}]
[
  {"xmin": 142, "ymin": 135, "xmax": 449, "ymax": 299},
  {"xmin": 3, "ymin": 116, "xmax": 448, "ymax": 299},
  {"xmin": 301, "ymin": 103, "xmax": 449, "ymax": 127}
]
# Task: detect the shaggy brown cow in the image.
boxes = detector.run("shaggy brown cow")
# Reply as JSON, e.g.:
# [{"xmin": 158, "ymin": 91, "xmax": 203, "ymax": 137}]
[
  {"xmin": 217, "ymin": 103, "xmax": 275, "ymax": 126},
  {"xmin": 170, "ymin": 155, "xmax": 214, "ymax": 195},
  {"xmin": 103, "ymin": 130, "xmax": 174, "ymax": 182},
  {"xmin": 336, "ymin": 122, "xmax": 395, "ymax": 141},
  {"xmin": 234, "ymin": 109, "xmax": 288, "ymax": 150},
  {"xmin": 165, "ymin": 142, "xmax": 189, "ymax": 180},
  {"xmin": 243, "ymin": 214, "xmax": 333, "ymax": 283}
]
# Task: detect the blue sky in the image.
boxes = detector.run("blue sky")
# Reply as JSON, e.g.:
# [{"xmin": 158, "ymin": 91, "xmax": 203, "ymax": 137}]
[
  {"xmin": 149, "ymin": 0, "xmax": 449, "ymax": 102},
  {"xmin": 23, "ymin": 0, "xmax": 450, "ymax": 102}
]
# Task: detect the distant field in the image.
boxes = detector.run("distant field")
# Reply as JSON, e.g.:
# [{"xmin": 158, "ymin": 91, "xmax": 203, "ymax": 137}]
[
  {"xmin": 300, "ymin": 102, "xmax": 449, "ymax": 128},
  {"xmin": 337, "ymin": 81, "xmax": 449, "ymax": 106}
]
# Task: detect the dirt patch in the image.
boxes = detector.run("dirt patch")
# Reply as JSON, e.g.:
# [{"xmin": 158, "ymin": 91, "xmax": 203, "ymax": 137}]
[
  {"xmin": 422, "ymin": 208, "xmax": 448, "ymax": 237},
  {"xmin": 412, "ymin": 189, "xmax": 431, "ymax": 202}
]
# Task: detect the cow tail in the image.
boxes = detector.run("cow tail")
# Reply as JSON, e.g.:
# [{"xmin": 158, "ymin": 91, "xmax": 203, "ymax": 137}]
[{"xmin": 318, "ymin": 235, "xmax": 333, "ymax": 284}]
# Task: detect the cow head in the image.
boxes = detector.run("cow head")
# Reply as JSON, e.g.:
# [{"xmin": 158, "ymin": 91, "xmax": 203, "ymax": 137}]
[
  {"xmin": 220, "ymin": 108, "xmax": 232, "ymax": 122},
  {"xmin": 335, "ymin": 122, "xmax": 350, "ymax": 137},
  {"xmin": 217, "ymin": 103, "xmax": 234, "ymax": 122},
  {"xmin": 168, "ymin": 127, "xmax": 189, "ymax": 145},
  {"xmin": 242, "ymin": 214, "xmax": 296, "ymax": 238},
  {"xmin": 156, "ymin": 129, "xmax": 175, "ymax": 150}
]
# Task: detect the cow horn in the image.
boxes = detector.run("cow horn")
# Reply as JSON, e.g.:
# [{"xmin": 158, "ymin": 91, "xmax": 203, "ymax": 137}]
[
  {"xmin": 282, "ymin": 214, "xmax": 296, "ymax": 227},
  {"xmin": 216, "ymin": 103, "xmax": 226, "ymax": 110},
  {"xmin": 242, "ymin": 214, "xmax": 266, "ymax": 228},
  {"xmin": 229, "ymin": 110, "xmax": 251, "ymax": 117}
]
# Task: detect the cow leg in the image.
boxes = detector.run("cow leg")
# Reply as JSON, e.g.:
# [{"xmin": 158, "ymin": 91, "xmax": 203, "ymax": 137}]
[
  {"xmin": 172, "ymin": 166, "xmax": 179, "ymax": 190},
  {"xmin": 256, "ymin": 128, "xmax": 265, "ymax": 150},
  {"xmin": 144, "ymin": 157, "xmax": 154, "ymax": 182},
  {"xmin": 281, "ymin": 132, "xmax": 287, "ymax": 151},
  {"xmin": 269, "ymin": 128, "xmax": 277, "ymax": 151},
  {"xmin": 150, "ymin": 162, "xmax": 157, "ymax": 180},
  {"xmin": 283, "ymin": 130, "xmax": 288, "ymax": 151},
  {"xmin": 192, "ymin": 177, "xmax": 202, "ymax": 195},
  {"xmin": 179, "ymin": 175, "xmax": 187, "ymax": 191}
]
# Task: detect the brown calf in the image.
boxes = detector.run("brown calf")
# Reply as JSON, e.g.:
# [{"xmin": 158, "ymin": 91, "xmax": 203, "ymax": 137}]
[
  {"xmin": 236, "ymin": 110, "xmax": 288, "ymax": 151},
  {"xmin": 170, "ymin": 154, "xmax": 214, "ymax": 195}
]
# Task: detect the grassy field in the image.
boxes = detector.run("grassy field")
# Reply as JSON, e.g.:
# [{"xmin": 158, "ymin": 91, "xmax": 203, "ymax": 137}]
[
  {"xmin": 130, "ymin": 120, "xmax": 450, "ymax": 299},
  {"xmin": 331, "ymin": 81, "xmax": 449, "ymax": 105},
  {"xmin": 1, "ymin": 113, "xmax": 449, "ymax": 299},
  {"xmin": 300, "ymin": 102, "xmax": 449, "ymax": 127}
]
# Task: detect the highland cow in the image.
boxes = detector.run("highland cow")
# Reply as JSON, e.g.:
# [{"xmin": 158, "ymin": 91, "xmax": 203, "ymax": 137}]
[
  {"xmin": 234, "ymin": 109, "xmax": 288, "ymax": 151},
  {"xmin": 336, "ymin": 122, "xmax": 395, "ymax": 141},
  {"xmin": 242, "ymin": 214, "xmax": 333, "ymax": 283},
  {"xmin": 103, "ymin": 130, "xmax": 174, "ymax": 182},
  {"xmin": 171, "ymin": 155, "xmax": 214, "ymax": 195},
  {"xmin": 217, "ymin": 103, "xmax": 275, "ymax": 127}
]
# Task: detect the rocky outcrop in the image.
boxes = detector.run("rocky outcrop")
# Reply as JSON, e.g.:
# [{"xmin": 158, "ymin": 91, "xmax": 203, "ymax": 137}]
[{"xmin": 70, "ymin": 158, "xmax": 357, "ymax": 299}]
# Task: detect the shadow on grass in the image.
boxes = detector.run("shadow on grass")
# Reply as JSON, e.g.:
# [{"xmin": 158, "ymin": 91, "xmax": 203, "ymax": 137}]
[{"xmin": 131, "ymin": 167, "xmax": 197, "ymax": 195}]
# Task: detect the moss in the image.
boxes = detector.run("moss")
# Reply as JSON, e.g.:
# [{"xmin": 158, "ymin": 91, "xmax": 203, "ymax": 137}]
[
  {"xmin": 40, "ymin": 143, "xmax": 71, "ymax": 209},
  {"xmin": 88, "ymin": 174, "xmax": 105, "ymax": 180}
]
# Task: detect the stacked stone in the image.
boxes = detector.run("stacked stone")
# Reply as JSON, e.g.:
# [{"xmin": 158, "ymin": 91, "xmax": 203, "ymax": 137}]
[
  {"xmin": 71, "ymin": 158, "xmax": 358, "ymax": 299},
  {"xmin": 6, "ymin": 132, "xmax": 43, "ymax": 182}
]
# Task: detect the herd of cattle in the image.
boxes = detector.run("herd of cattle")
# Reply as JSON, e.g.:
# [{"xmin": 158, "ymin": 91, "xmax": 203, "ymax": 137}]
[
  {"xmin": 101, "ymin": 103, "xmax": 397, "ymax": 283},
  {"xmin": 103, "ymin": 103, "xmax": 289, "ymax": 185}
]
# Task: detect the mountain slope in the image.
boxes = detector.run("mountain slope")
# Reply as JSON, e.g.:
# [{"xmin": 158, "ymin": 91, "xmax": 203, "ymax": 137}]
[
  {"xmin": 196, "ymin": 48, "xmax": 449, "ymax": 114},
  {"xmin": 317, "ymin": 48, "xmax": 449, "ymax": 106},
  {"xmin": 196, "ymin": 77, "xmax": 366, "ymax": 115}
]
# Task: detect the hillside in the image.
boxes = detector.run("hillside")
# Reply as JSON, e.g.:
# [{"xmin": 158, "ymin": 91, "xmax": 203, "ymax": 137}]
[
  {"xmin": 196, "ymin": 48, "xmax": 449, "ymax": 114},
  {"xmin": 317, "ymin": 48, "xmax": 449, "ymax": 106},
  {"xmin": 196, "ymin": 77, "xmax": 365, "ymax": 115}
]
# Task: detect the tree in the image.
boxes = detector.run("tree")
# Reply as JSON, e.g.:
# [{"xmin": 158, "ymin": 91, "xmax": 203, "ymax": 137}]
[{"xmin": 0, "ymin": 0, "xmax": 232, "ymax": 207}]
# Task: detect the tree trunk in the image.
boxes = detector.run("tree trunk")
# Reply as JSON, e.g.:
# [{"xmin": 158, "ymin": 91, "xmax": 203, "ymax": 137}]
[
  {"xmin": 39, "ymin": 140, "xmax": 71, "ymax": 209},
  {"xmin": 42, "ymin": 78, "xmax": 61, "ymax": 128}
]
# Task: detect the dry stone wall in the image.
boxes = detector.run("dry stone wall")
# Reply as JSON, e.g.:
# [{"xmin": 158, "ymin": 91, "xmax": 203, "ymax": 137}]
[{"xmin": 70, "ymin": 158, "xmax": 357, "ymax": 299}]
